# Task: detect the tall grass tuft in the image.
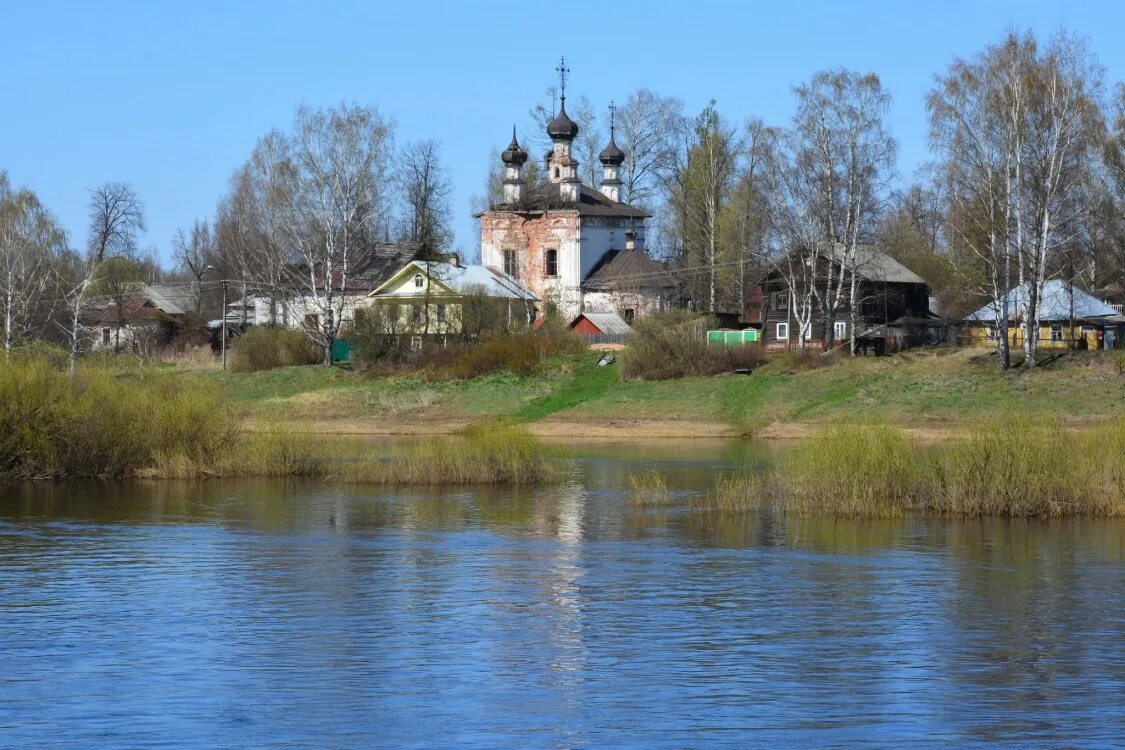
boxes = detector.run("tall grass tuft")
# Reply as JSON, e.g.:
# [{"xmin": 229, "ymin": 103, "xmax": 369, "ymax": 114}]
[
  {"xmin": 695, "ymin": 475, "xmax": 767, "ymax": 513},
  {"xmin": 777, "ymin": 424, "xmax": 924, "ymax": 517},
  {"xmin": 700, "ymin": 417, "xmax": 1125, "ymax": 518},
  {"xmin": 337, "ymin": 421, "xmax": 563, "ymax": 485},
  {"xmin": 934, "ymin": 415, "xmax": 1125, "ymax": 517},
  {"xmin": 628, "ymin": 470, "xmax": 671, "ymax": 507}
]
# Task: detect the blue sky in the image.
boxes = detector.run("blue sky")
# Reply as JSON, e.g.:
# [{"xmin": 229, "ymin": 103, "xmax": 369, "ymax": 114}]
[{"xmin": 3, "ymin": 0, "xmax": 1123, "ymax": 265}]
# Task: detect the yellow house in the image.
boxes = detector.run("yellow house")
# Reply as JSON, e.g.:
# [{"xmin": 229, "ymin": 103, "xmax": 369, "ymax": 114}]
[
  {"xmin": 962, "ymin": 280, "xmax": 1125, "ymax": 350},
  {"xmin": 365, "ymin": 260, "xmax": 540, "ymax": 339}
]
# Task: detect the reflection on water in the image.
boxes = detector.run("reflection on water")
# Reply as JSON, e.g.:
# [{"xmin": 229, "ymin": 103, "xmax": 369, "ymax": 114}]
[{"xmin": 0, "ymin": 442, "xmax": 1121, "ymax": 749}]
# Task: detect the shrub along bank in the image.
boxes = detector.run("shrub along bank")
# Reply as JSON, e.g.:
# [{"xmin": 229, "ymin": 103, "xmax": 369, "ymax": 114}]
[{"xmin": 0, "ymin": 354, "xmax": 564, "ymax": 484}]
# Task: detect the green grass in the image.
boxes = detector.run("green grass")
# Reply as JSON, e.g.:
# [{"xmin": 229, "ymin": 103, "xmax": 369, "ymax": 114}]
[{"xmin": 196, "ymin": 347, "xmax": 1125, "ymax": 433}]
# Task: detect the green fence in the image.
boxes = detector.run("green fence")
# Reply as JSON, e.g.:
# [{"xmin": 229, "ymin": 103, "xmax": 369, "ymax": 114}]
[{"xmin": 707, "ymin": 329, "xmax": 759, "ymax": 347}]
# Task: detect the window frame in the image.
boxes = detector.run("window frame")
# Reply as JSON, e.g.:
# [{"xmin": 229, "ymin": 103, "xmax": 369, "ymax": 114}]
[
  {"xmin": 503, "ymin": 249, "xmax": 518, "ymax": 279},
  {"xmin": 413, "ymin": 272, "xmax": 424, "ymax": 289},
  {"xmin": 833, "ymin": 321, "xmax": 847, "ymax": 341},
  {"xmin": 1050, "ymin": 323, "xmax": 1064, "ymax": 342},
  {"xmin": 544, "ymin": 249, "xmax": 558, "ymax": 278},
  {"xmin": 776, "ymin": 322, "xmax": 789, "ymax": 340}
]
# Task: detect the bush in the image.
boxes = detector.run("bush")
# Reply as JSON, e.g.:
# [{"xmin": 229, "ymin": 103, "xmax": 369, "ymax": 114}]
[
  {"xmin": 0, "ymin": 355, "xmax": 235, "ymax": 480},
  {"xmin": 1111, "ymin": 349, "xmax": 1125, "ymax": 376},
  {"xmin": 620, "ymin": 310, "xmax": 764, "ymax": 380},
  {"xmin": 231, "ymin": 326, "xmax": 321, "ymax": 372},
  {"xmin": 445, "ymin": 330, "xmax": 584, "ymax": 379}
]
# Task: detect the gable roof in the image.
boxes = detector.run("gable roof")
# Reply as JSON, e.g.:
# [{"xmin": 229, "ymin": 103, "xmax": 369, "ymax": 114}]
[
  {"xmin": 965, "ymin": 280, "xmax": 1125, "ymax": 323},
  {"xmin": 143, "ymin": 284, "xmax": 197, "ymax": 316},
  {"xmin": 571, "ymin": 311, "xmax": 632, "ymax": 335},
  {"xmin": 475, "ymin": 184, "xmax": 650, "ymax": 220},
  {"xmin": 370, "ymin": 261, "xmax": 540, "ymax": 301},
  {"xmin": 582, "ymin": 249, "xmax": 678, "ymax": 291},
  {"xmin": 824, "ymin": 245, "xmax": 927, "ymax": 285}
]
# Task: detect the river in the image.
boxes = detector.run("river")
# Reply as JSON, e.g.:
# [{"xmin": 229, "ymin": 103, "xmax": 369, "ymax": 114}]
[{"xmin": 1, "ymin": 441, "xmax": 1121, "ymax": 748}]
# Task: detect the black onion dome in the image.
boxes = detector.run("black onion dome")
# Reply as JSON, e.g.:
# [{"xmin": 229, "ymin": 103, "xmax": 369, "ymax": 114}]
[
  {"xmin": 501, "ymin": 126, "xmax": 528, "ymax": 165},
  {"xmin": 547, "ymin": 101, "xmax": 580, "ymax": 140},
  {"xmin": 599, "ymin": 133, "xmax": 625, "ymax": 165}
]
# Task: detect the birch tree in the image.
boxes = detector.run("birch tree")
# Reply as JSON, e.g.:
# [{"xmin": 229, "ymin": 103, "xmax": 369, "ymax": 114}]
[
  {"xmin": 0, "ymin": 174, "xmax": 66, "ymax": 356},
  {"xmin": 665, "ymin": 102, "xmax": 738, "ymax": 312},
  {"xmin": 930, "ymin": 30, "xmax": 1104, "ymax": 369},
  {"xmin": 615, "ymin": 90, "xmax": 683, "ymax": 208},
  {"xmin": 278, "ymin": 103, "xmax": 395, "ymax": 365},
  {"xmin": 789, "ymin": 69, "xmax": 896, "ymax": 353}
]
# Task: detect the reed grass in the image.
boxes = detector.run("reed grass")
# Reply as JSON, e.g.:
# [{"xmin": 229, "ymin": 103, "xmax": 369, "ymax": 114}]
[
  {"xmin": 628, "ymin": 469, "xmax": 671, "ymax": 506},
  {"xmin": 152, "ymin": 420, "xmax": 564, "ymax": 485},
  {"xmin": 699, "ymin": 417, "xmax": 1125, "ymax": 518}
]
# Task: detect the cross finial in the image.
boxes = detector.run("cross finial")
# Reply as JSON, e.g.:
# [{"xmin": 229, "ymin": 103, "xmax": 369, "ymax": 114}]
[
  {"xmin": 555, "ymin": 56, "xmax": 570, "ymax": 102},
  {"xmin": 608, "ymin": 100, "xmax": 617, "ymax": 135}
]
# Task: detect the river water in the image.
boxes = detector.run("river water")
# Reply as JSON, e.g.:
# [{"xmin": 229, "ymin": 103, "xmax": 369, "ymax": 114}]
[{"xmin": 0, "ymin": 441, "xmax": 1122, "ymax": 749}]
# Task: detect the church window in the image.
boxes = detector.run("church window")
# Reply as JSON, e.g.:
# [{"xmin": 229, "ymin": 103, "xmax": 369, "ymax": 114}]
[
  {"xmin": 545, "ymin": 249, "xmax": 558, "ymax": 277},
  {"xmin": 504, "ymin": 249, "xmax": 518, "ymax": 278},
  {"xmin": 623, "ymin": 309, "xmax": 635, "ymax": 325}
]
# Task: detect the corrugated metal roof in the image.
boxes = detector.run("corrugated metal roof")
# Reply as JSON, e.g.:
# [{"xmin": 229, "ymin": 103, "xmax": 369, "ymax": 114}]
[
  {"xmin": 965, "ymin": 280, "xmax": 1125, "ymax": 322},
  {"xmin": 372, "ymin": 261, "xmax": 541, "ymax": 301},
  {"xmin": 572, "ymin": 311, "xmax": 632, "ymax": 335},
  {"xmin": 143, "ymin": 284, "xmax": 197, "ymax": 316}
]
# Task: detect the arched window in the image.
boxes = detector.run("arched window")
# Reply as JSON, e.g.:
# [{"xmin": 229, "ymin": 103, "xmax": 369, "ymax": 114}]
[
  {"xmin": 413, "ymin": 273, "xmax": 424, "ymax": 289},
  {"xmin": 554, "ymin": 167, "xmax": 560, "ymax": 179},
  {"xmin": 504, "ymin": 249, "xmax": 518, "ymax": 278},
  {"xmin": 545, "ymin": 249, "xmax": 558, "ymax": 277}
]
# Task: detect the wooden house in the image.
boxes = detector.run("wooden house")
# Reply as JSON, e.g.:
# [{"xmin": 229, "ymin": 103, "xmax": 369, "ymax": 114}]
[
  {"xmin": 365, "ymin": 260, "xmax": 540, "ymax": 344},
  {"xmin": 962, "ymin": 280, "xmax": 1125, "ymax": 350},
  {"xmin": 760, "ymin": 245, "xmax": 933, "ymax": 353}
]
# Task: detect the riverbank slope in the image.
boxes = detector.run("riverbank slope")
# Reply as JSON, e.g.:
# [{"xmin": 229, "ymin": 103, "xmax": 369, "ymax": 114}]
[{"xmin": 202, "ymin": 347, "xmax": 1125, "ymax": 439}]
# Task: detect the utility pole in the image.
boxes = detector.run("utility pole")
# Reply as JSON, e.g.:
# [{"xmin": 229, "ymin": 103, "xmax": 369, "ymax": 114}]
[{"xmin": 221, "ymin": 279, "xmax": 228, "ymax": 370}]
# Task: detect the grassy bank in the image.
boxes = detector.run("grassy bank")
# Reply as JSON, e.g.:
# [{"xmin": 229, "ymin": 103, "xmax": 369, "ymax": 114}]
[
  {"xmin": 0, "ymin": 356, "xmax": 563, "ymax": 485},
  {"xmin": 692, "ymin": 417, "xmax": 1125, "ymax": 518},
  {"xmin": 200, "ymin": 347, "xmax": 1125, "ymax": 436}
]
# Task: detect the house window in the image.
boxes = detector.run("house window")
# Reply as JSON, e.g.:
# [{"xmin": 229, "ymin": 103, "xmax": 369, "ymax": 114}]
[
  {"xmin": 772, "ymin": 292, "xmax": 789, "ymax": 311},
  {"xmin": 504, "ymin": 249, "xmax": 518, "ymax": 278},
  {"xmin": 410, "ymin": 336, "xmax": 423, "ymax": 352},
  {"xmin": 354, "ymin": 308, "xmax": 367, "ymax": 327},
  {"xmin": 623, "ymin": 309, "xmax": 636, "ymax": 325},
  {"xmin": 986, "ymin": 327, "xmax": 997, "ymax": 340},
  {"xmin": 545, "ymin": 249, "xmax": 558, "ymax": 277},
  {"xmin": 776, "ymin": 322, "xmax": 789, "ymax": 340},
  {"xmin": 410, "ymin": 305, "xmax": 423, "ymax": 326},
  {"xmin": 834, "ymin": 321, "xmax": 847, "ymax": 341},
  {"xmin": 102, "ymin": 328, "xmax": 111, "ymax": 345},
  {"xmin": 1050, "ymin": 324, "xmax": 1064, "ymax": 342},
  {"xmin": 304, "ymin": 314, "xmax": 319, "ymax": 330},
  {"xmin": 436, "ymin": 304, "xmax": 446, "ymax": 324},
  {"xmin": 414, "ymin": 273, "xmax": 424, "ymax": 289}
]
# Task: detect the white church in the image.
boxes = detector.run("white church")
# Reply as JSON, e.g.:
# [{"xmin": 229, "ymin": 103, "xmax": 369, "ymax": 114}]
[{"xmin": 477, "ymin": 61, "xmax": 678, "ymax": 324}]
